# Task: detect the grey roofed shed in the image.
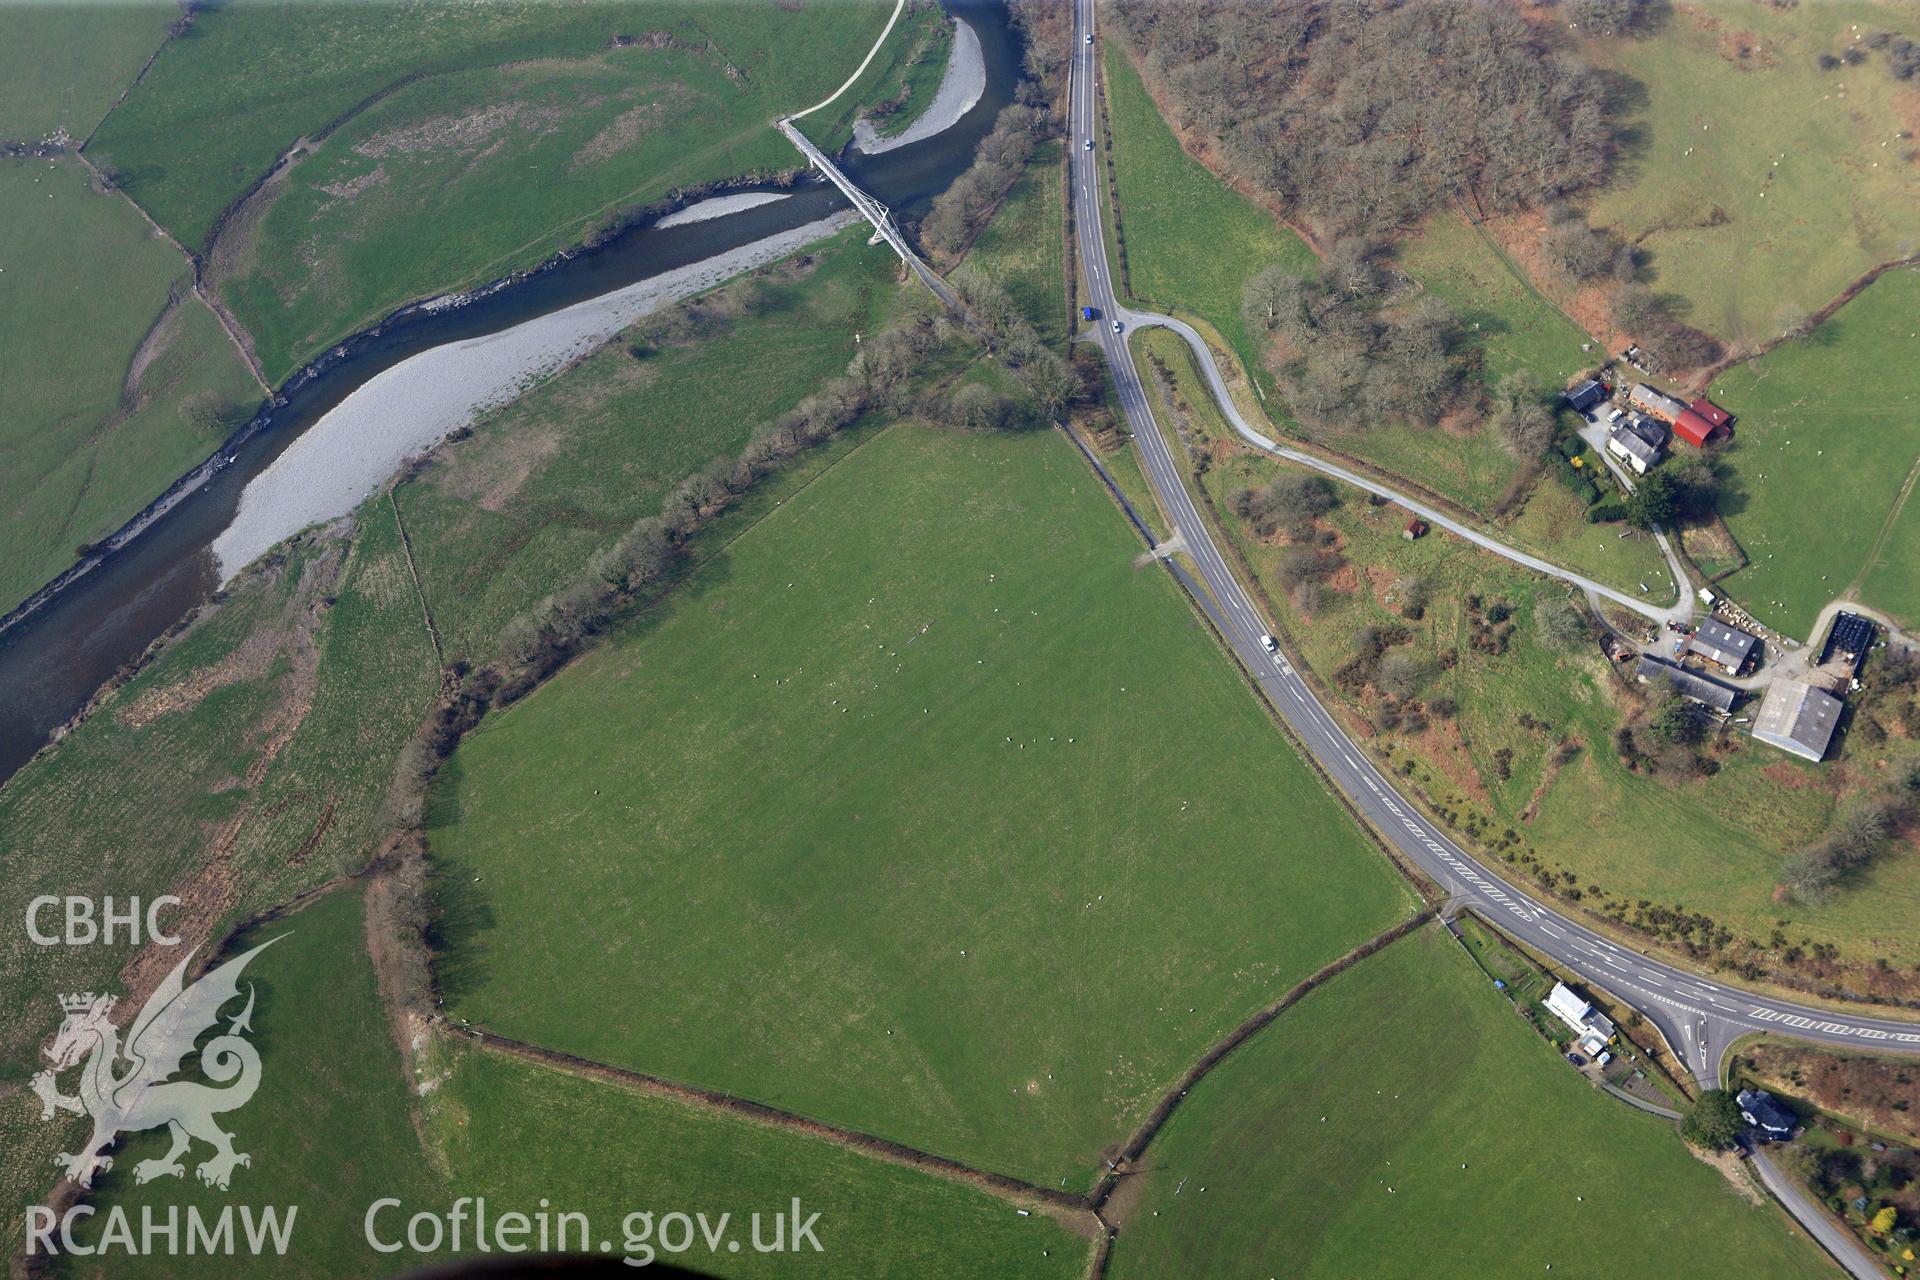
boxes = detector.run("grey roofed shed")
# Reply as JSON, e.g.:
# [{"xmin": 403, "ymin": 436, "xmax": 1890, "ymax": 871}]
[
  {"xmin": 1636, "ymin": 655, "xmax": 1738, "ymax": 712},
  {"xmin": 1751, "ymin": 679, "xmax": 1843, "ymax": 763},
  {"xmin": 1686, "ymin": 618, "xmax": 1759, "ymax": 671}
]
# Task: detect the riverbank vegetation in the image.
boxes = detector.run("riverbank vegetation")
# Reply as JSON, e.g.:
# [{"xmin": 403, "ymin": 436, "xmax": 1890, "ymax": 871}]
[
  {"xmin": 0, "ymin": 158, "xmax": 259, "ymax": 613},
  {"xmin": 1106, "ymin": 927, "xmax": 1829, "ymax": 1280},
  {"xmin": 85, "ymin": 0, "xmax": 906, "ymax": 382}
]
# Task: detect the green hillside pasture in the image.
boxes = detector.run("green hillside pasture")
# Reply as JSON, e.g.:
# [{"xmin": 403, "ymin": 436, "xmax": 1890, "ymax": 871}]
[
  {"xmin": 958, "ymin": 140, "xmax": 1067, "ymax": 342},
  {"xmin": 49, "ymin": 887, "xmax": 447, "ymax": 1278},
  {"xmin": 1106, "ymin": 927, "xmax": 1830, "ymax": 1280},
  {"xmin": 397, "ymin": 226, "xmax": 904, "ymax": 663},
  {"xmin": 1576, "ymin": 1, "xmax": 1920, "ymax": 346},
  {"xmin": 88, "ymin": 1, "xmax": 896, "ymax": 382},
  {"xmin": 421, "ymin": 1044, "xmax": 1090, "ymax": 1278},
  {"xmin": 1709, "ymin": 266, "xmax": 1920, "ymax": 635},
  {"xmin": 88, "ymin": 0, "xmax": 895, "ymax": 252},
  {"xmin": 1396, "ymin": 211, "xmax": 1595, "ymax": 396},
  {"xmin": 0, "ymin": 4, "xmax": 172, "ymax": 141},
  {"xmin": 427, "ymin": 423, "xmax": 1412, "ymax": 1190},
  {"xmin": 0, "ymin": 157, "xmax": 259, "ymax": 612}
]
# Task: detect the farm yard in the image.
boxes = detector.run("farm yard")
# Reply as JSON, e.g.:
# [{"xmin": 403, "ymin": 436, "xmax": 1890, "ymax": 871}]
[
  {"xmin": 1708, "ymin": 266, "xmax": 1920, "ymax": 635},
  {"xmin": 0, "ymin": 157, "xmax": 260, "ymax": 613},
  {"xmin": 426, "ymin": 421, "xmax": 1413, "ymax": 1190},
  {"xmin": 1571, "ymin": 0, "xmax": 1920, "ymax": 349},
  {"xmin": 85, "ymin": 0, "xmax": 908, "ymax": 382},
  {"xmin": 1103, "ymin": 926, "xmax": 1831, "ymax": 1280}
]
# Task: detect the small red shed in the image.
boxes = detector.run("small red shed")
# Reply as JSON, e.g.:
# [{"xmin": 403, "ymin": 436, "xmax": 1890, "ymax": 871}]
[
  {"xmin": 1403, "ymin": 518, "xmax": 1429, "ymax": 541},
  {"xmin": 1672, "ymin": 408, "xmax": 1721, "ymax": 447}
]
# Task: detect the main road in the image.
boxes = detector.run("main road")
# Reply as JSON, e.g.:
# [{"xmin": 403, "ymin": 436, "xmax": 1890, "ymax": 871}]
[{"xmin": 1065, "ymin": 0, "xmax": 1920, "ymax": 1096}]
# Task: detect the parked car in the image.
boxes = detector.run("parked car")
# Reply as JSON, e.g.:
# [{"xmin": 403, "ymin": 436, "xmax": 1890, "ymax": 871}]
[
  {"xmin": 1566, "ymin": 1053, "xmax": 1585, "ymax": 1066},
  {"xmin": 1082, "ymin": 306, "xmax": 1096, "ymax": 322}
]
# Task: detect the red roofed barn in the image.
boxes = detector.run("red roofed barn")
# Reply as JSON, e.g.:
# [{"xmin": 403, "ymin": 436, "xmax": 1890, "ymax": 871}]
[
  {"xmin": 1689, "ymin": 398, "xmax": 1732, "ymax": 431},
  {"xmin": 1672, "ymin": 408, "xmax": 1722, "ymax": 447}
]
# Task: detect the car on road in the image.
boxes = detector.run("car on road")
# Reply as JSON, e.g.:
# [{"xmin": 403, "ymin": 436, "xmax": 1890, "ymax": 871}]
[
  {"xmin": 1086, "ymin": 32, "xmax": 1094, "ymax": 43},
  {"xmin": 1081, "ymin": 306, "xmax": 1096, "ymax": 321},
  {"xmin": 1261, "ymin": 634, "xmax": 1278, "ymax": 653},
  {"xmin": 1111, "ymin": 319, "xmax": 1123, "ymax": 333},
  {"xmin": 1084, "ymin": 139, "xmax": 1094, "ymax": 150}
]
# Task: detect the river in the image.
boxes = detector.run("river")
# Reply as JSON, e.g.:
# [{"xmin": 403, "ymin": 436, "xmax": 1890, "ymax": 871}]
[{"xmin": 0, "ymin": 0, "xmax": 1019, "ymax": 785}]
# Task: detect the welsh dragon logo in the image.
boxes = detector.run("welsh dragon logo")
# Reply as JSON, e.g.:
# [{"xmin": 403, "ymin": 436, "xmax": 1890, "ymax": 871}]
[{"xmin": 31, "ymin": 940, "xmax": 278, "ymax": 1191}]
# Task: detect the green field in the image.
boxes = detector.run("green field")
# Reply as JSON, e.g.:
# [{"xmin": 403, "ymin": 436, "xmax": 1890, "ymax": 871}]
[
  {"xmin": 399, "ymin": 226, "xmax": 904, "ymax": 662},
  {"xmin": 1709, "ymin": 265, "xmax": 1920, "ymax": 635},
  {"xmin": 867, "ymin": 5, "xmax": 956, "ymax": 141},
  {"xmin": 958, "ymin": 140, "xmax": 1066, "ymax": 341},
  {"xmin": 51, "ymin": 887, "xmax": 448, "ymax": 1278},
  {"xmin": 1100, "ymin": 41, "xmax": 1316, "ymax": 389},
  {"xmin": 796, "ymin": 0, "xmax": 950, "ymax": 152},
  {"xmin": 1106, "ymin": 927, "xmax": 1830, "ymax": 1280},
  {"xmin": 0, "ymin": 4, "xmax": 172, "ymax": 141},
  {"xmin": 425, "ymin": 1045, "xmax": 1089, "ymax": 1278},
  {"xmin": 1576, "ymin": 0, "xmax": 1920, "ymax": 346},
  {"xmin": 0, "ymin": 157, "xmax": 260, "ymax": 612},
  {"xmin": 86, "ymin": 0, "xmax": 899, "ymax": 381},
  {"xmin": 428, "ymin": 422, "xmax": 1413, "ymax": 1189}
]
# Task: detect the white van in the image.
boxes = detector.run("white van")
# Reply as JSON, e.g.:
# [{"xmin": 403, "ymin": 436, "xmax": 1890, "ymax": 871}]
[{"xmin": 1260, "ymin": 634, "xmax": 1278, "ymax": 653}]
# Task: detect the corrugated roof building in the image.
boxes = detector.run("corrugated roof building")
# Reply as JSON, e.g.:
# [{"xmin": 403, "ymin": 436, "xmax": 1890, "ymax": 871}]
[
  {"xmin": 1689, "ymin": 398, "xmax": 1733, "ymax": 430},
  {"xmin": 1636, "ymin": 655, "xmax": 1739, "ymax": 712},
  {"xmin": 1629, "ymin": 383, "xmax": 1688, "ymax": 423},
  {"xmin": 1686, "ymin": 619, "xmax": 1759, "ymax": 673},
  {"xmin": 1751, "ymin": 679, "xmax": 1843, "ymax": 762},
  {"xmin": 1673, "ymin": 408, "xmax": 1722, "ymax": 447}
]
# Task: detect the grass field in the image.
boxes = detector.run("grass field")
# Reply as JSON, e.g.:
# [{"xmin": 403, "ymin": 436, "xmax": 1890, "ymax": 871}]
[
  {"xmin": 398, "ymin": 226, "xmax": 905, "ymax": 663},
  {"xmin": 1575, "ymin": 1, "xmax": 1920, "ymax": 346},
  {"xmin": 49, "ymin": 887, "xmax": 448, "ymax": 1277},
  {"xmin": 1137, "ymin": 327, "xmax": 1920, "ymax": 968},
  {"xmin": 1708, "ymin": 265, "xmax": 1920, "ymax": 635},
  {"xmin": 0, "ymin": 4, "xmax": 171, "ymax": 141},
  {"xmin": 1106, "ymin": 927, "xmax": 1831, "ymax": 1280},
  {"xmin": 958, "ymin": 140, "xmax": 1066, "ymax": 342},
  {"xmin": 868, "ymin": 5, "xmax": 956, "ymax": 141},
  {"xmin": 423, "ymin": 1045, "xmax": 1090, "ymax": 1278},
  {"xmin": 427, "ymin": 422, "xmax": 1413, "ymax": 1189},
  {"xmin": 0, "ymin": 157, "xmax": 260, "ymax": 612},
  {"xmin": 796, "ymin": 0, "xmax": 950, "ymax": 152},
  {"xmin": 86, "ymin": 0, "xmax": 899, "ymax": 382}
]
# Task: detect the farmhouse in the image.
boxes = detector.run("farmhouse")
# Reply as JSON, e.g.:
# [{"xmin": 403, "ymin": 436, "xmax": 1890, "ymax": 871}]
[
  {"xmin": 1563, "ymin": 379, "xmax": 1606, "ymax": 414},
  {"xmin": 1685, "ymin": 618, "xmax": 1759, "ymax": 674},
  {"xmin": 1737, "ymin": 1089, "xmax": 1796, "ymax": 1139},
  {"xmin": 1605, "ymin": 416, "xmax": 1665, "ymax": 474},
  {"xmin": 1671, "ymin": 408, "xmax": 1723, "ymax": 448},
  {"xmin": 1628, "ymin": 383, "xmax": 1688, "ymax": 424},
  {"xmin": 1636, "ymin": 655, "xmax": 1738, "ymax": 713},
  {"xmin": 1545, "ymin": 981, "xmax": 1615, "ymax": 1048},
  {"xmin": 1751, "ymin": 679, "xmax": 1843, "ymax": 763}
]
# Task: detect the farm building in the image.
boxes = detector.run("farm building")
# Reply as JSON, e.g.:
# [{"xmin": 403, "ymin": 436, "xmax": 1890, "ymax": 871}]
[
  {"xmin": 1688, "ymin": 398, "xmax": 1733, "ymax": 431},
  {"xmin": 1685, "ymin": 619, "xmax": 1759, "ymax": 674},
  {"xmin": 1636, "ymin": 655, "xmax": 1739, "ymax": 713},
  {"xmin": 1605, "ymin": 417, "xmax": 1665, "ymax": 474},
  {"xmin": 1563, "ymin": 379, "xmax": 1606, "ymax": 414},
  {"xmin": 1628, "ymin": 383, "xmax": 1688, "ymax": 424},
  {"xmin": 1671, "ymin": 408, "xmax": 1724, "ymax": 448},
  {"xmin": 1751, "ymin": 679, "xmax": 1843, "ymax": 763},
  {"xmin": 1821, "ymin": 611, "xmax": 1876, "ymax": 675},
  {"xmin": 1403, "ymin": 518, "xmax": 1428, "ymax": 541}
]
